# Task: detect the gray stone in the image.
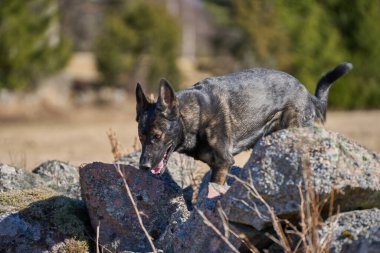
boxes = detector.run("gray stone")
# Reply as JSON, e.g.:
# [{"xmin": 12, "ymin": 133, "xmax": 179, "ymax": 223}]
[
  {"xmin": 33, "ymin": 160, "xmax": 81, "ymax": 199},
  {"xmin": 0, "ymin": 163, "xmax": 44, "ymax": 192},
  {"xmin": 322, "ymin": 208, "xmax": 380, "ymax": 253},
  {"xmin": 0, "ymin": 192, "xmax": 91, "ymax": 253},
  {"xmin": 160, "ymin": 208, "xmax": 242, "ymax": 253},
  {"xmin": 222, "ymin": 127, "xmax": 380, "ymax": 230},
  {"xmin": 80, "ymin": 162, "xmax": 190, "ymax": 252}
]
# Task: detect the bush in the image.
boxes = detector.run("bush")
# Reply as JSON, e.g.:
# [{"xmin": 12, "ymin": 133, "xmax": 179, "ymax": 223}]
[
  {"xmin": 0, "ymin": 0, "xmax": 71, "ymax": 90},
  {"xmin": 95, "ymin": 1, "xmax": 181, "ymax": 92}
]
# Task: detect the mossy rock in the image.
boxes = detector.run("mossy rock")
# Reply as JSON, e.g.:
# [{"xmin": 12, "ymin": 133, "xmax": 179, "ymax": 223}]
[
  {"xmin": 0, "ymin": 188, "xmax": 93, "ymax": 252},
  {"xmin": 0, "ymin": 187, "xmax": 56, "ymax": 213},
  {"xmin": 20, "ymin": 195, "xmax": 92, "ymax": 241}
]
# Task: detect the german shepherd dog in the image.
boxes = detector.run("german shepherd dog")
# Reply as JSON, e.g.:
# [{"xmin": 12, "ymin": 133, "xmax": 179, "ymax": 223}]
[{"xmin": 136, "ymin": 63, "xmax": 352, "ymax": 189}]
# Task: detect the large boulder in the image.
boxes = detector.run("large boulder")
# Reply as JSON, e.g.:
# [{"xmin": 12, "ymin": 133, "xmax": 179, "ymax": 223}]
[
  {"xmin": 33, "ymin": 160, "xmax": 81, "ymax": 199},
  {"xmin": 221, "ymin": 127, "xmax": 380, "ymax": 231},
  {"xmin": 0, "ymin": 163, "xmax": 44, "ymax": 192},
  {"xmin": 323, "ymin": 208, "xmax": 380, "ymax": 253},
  {"xmin": 0, "ymin": 188, "xmax": 92, "ymax": 253},
  {"xmin": 79, "ymin": 162, "xmax": 190, "ymax": 252}
]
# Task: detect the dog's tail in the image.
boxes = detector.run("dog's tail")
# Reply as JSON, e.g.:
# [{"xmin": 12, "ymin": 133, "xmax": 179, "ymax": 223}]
[{"xmin": 314, "ymin": 62, "xmax": 353, "ymax": 123}]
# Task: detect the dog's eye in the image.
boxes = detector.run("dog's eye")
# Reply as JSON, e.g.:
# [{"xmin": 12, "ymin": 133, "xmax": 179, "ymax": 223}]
[{"xmin": 154, "ymin": 133, "xmax": 162, "ymax": 140}]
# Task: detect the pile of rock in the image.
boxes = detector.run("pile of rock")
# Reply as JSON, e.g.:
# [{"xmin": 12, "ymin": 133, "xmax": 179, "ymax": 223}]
[
  {"xmin": 0, "ymin": 160, "xmax": 91, "ymax": 252},
  {"xmin": 79, "ymin": 127, "xmax": 380, "ymax": 252},
  {"xmin": 1, "ymin": 127, "xmax": 380, "ymax": 252}
]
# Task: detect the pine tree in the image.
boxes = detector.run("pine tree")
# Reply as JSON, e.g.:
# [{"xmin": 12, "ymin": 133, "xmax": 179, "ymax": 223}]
[
  {"xmin": 95, "ymin": 1, "xmax": 181, "ymax": 91},
  {"xmin": 0, "ymin": 0, "xmax": 71, "ymax": 90}
]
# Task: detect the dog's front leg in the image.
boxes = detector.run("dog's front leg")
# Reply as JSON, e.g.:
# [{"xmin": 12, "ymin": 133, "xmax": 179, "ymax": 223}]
[
  {"xmin": 207, "ymin": 150, "xmax": 234, "ymax": 198},
  {"xmin": 210, "ymin": 161, "xmax": 230, "ymax": 185}
]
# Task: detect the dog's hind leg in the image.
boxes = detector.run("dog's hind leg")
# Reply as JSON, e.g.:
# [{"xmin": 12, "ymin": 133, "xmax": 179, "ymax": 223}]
[{"xmin": 281, "ymin": 106, "xmax": 303, "ymax": 128}]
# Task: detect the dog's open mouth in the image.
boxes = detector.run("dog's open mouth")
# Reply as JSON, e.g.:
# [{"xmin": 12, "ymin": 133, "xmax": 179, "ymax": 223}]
[{"xmin": 150, "ymin": 145, "xmax": 172, "ymax": 175}]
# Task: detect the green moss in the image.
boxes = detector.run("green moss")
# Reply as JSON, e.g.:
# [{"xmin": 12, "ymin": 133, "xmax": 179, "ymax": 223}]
[
  {"xmin": 58, "ymin": 238, "xmax": 89, "ymax": 253},
  {"xmin": 0, "ymin": 188, "xmax": 56, "ymax": 213},
  {"xmin": 0, "ymin": 189, "xmax": 93, "ymax": 252},
  {"xmin": 20, "ymin": 196, "xmax": 92, "ymax": 241},
  {"xmin": 341, "ymin": 230, "xmax": 354, "ymax": 240}
]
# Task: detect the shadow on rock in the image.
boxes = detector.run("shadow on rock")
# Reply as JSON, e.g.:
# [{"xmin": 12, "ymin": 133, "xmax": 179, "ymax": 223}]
[{"xmin": 0, "ymin": 195, "xmax": 93, "ymax": 253}]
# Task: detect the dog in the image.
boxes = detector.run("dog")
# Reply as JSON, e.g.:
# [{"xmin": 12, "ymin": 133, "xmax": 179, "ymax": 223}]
[{"xmin": 136, "ymin": 63, "xmax": 352, "ymax": 190}]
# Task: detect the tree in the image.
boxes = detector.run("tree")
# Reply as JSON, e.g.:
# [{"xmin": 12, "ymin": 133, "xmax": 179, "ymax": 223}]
[
  {"xmin": 324, "ymin": 0, "xmax": 380, "ymax": 108},
  {"xmin": 95, "ymin": 1, "xmax": 181, "ymax": 92},
  {"xmin": 0, "ymin": 0, "xmax": 71, "ymax": 90},
  {"xmin": 205, "ymin": 0, "xmax": 380, "ymax": 109}
]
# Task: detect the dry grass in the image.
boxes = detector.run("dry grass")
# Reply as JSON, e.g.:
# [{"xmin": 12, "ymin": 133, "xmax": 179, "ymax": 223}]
[
  {"xmin": 106, "ymin": 128, "xmax": 127, "ymax": 161},
  {"xmin": 114, "ymin": 163, "xmax": 157, "ymax": 253},
  {"xmin": 93, "ymin": 141, "xmax": 156, "ymax": 252},
  {"xmin": 198, "ymin": 156, "xmax": 339, "ymax": 252},
  {"xmin": 195, "ymin": 207, "xmax": 241, "ymax": 253}
]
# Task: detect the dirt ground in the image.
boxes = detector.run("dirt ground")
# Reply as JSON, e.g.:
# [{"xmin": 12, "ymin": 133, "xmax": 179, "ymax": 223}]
[{"xmin": 0, "ymin": 100, "xmax": 379, "ymax": 171}]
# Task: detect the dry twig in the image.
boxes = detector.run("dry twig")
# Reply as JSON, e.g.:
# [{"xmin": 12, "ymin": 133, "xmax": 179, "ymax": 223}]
[
  {"xmin": 107, "ymin": 128, "xmax": 126, "ymax": 161},
  {"xmin": 114, "ymin": 163, "xmax": 158, "ymax": 253},
  {"xmin": 195, "ymin": 207, "xmax": 240, "ymax": 253}
]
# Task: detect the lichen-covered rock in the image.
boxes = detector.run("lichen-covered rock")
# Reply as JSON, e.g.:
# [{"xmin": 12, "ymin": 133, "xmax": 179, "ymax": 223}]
[
  {"xmin": 342, "ymin": 227, "xmax": 380, "ymax": 253},
  {"xmin": 33, "ymin": 160, "xmax": 81, "ymax": 199},
  {"xmin": 0, "ymin": 189, "xmax": 92, "ymax": 253},
  {"xmin": 322, "ymin": 208, "xmax": 380, "ymax": 253},
  {"xmin": 117, "ymin": 151, "xmax": 196, "ymax": 189},
  {"xmin": 0, "ymin": 163, "xmax": 44, "ymax": 192},
  {"xmin": 161, "ymin": 209, "xmax": 242, "ymax": 253},
  {"xmin": 222, "ymin": 127, "xmax": 380, "ymax": 230},
  {"xmin": 80, "ymin": 162, "xmax": 190, "ymax": 252}
]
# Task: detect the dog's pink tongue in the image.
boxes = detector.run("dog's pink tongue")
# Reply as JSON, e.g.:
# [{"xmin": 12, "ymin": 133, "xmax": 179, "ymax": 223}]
[{"xmin": 151, "ymin": 158, "xmax": 164, "ymax": 175}]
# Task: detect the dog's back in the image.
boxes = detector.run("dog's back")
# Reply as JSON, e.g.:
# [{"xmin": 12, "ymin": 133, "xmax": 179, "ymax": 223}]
[{"xmin": 178, "ymin": 68, "xmax": 315, "ymax": 154}]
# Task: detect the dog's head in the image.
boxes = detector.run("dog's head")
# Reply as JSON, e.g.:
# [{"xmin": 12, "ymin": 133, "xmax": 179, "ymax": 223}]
[{"xmin": 136, "ymin": 79, "xmax": 181, "ymax": 175}]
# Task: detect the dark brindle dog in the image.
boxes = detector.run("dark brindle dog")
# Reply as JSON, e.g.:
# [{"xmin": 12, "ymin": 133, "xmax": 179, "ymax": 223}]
[{"xmin": 136, "ymin": 63, "xmax": 352, "ymax": 188}]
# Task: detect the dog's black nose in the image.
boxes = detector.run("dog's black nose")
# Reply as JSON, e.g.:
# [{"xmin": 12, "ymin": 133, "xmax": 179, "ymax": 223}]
[{"xmin": 139, "ymin": 162, "xmax": 151, "ymax": 171}]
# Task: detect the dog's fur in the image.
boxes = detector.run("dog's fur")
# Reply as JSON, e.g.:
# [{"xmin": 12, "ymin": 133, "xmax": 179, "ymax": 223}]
[{"xmin": 136, "ymin": 63, "xmax": 352, "ymax": 185}]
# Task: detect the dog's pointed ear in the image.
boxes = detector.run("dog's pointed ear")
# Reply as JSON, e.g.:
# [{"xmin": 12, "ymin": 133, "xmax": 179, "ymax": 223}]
[
  {"xmin": 158, "ymin": 79, "xmax": 178, "ymax": 117},
  {"xmin": 136, "ymin": 82, "xmax": 149, "ymax": 121}
]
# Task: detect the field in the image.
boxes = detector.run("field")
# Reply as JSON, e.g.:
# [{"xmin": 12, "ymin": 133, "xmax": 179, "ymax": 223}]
[{"xmin": 0, "ymin": 100, "xmax": 379, "ymax": 171}]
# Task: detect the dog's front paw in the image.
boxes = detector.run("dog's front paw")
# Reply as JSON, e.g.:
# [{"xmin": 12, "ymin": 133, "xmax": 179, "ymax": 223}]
[{"xmin": 207, "ymin": 183, "xmax": 230, "ymax": 199}]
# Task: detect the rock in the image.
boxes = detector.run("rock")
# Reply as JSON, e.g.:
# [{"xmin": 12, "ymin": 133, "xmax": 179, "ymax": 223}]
[
  {"xmin": 0, "ymin": 163, "xmax": 44, "ymax": 192},
  {"xmin": 0, "ymin": 188, "xmax": 92, "ymax": 253},
  {"xmin": 80, "ymin": 162, "xmax": 190, "ymax": 252},
  {"xmin": 33, "ymin": 160, "xmax": 81, "ymax": 199},
  {"xmin": 322, "ymin": 208, "xmax": 380, "ymax": 253},
  {"xmin": 117, "ymin": 151, "xmax": 196, "ymax": 189},
  {"xmin": 160, "ymin": 208, "xmax": 242, "ymax": 253},
  {"xmin": 222, "ymin": 127, "xmax": 380, "ymax": 230},
  {"xmin": 342, "ymin": 227, "xmax": 380, "ymax": 253}
]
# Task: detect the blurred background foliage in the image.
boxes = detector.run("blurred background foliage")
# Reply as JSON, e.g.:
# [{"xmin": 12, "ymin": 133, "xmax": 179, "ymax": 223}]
[
  {"xmin": 0, "ymin": 0, "xmax": 71, "ymax": 90},
  {"xmin": 1, "ymin": 0, "xmax": 380, "ymax": 109},
  {"xmin": 94, "ymin": 1, "xmax": 181, "ymax": 92},
  {"xmin": 205, "ymin": 0, "xmax": 380, "ymax": 109}
]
